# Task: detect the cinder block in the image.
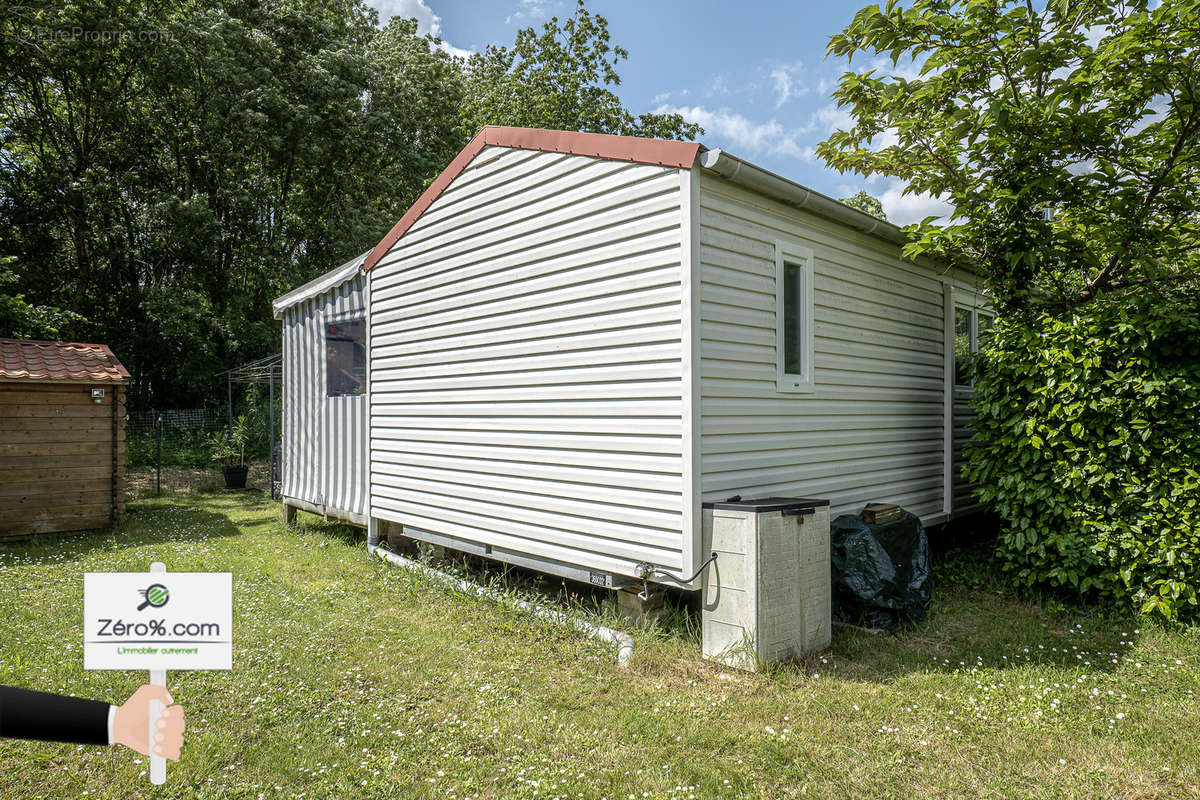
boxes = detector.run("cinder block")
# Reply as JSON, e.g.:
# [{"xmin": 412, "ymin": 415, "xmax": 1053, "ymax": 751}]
[{"xmin": 613, "ymin": 587, "xmax": 667, "ymax": 626}]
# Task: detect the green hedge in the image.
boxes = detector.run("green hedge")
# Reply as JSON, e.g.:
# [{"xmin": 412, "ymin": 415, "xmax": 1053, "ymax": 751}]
[{"xmin": 965, "ymin": 297, "xmax": 1200, "ymax": 620}]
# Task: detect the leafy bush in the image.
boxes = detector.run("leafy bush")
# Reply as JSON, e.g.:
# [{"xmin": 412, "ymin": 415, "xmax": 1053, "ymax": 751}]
[
  {"xmin": 965, "ymin": 297, "xmax": 1200, "ymax": 620},
  {"xmin": 208, "ymin": 414, "xmax": 251, "ymax": 467},
  {"xmin": 126, "ymin": 426, "xmax": 217, "ymax": 468}
]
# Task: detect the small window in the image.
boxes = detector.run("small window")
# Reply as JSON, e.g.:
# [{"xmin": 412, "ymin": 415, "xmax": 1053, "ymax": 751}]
[
  {"xmin": 954, "ymin": 306, "xmax": 994, "ymax": 388},
  {"xmin": 977, "ymin": 312, "xmax": 995, "ymax": 347},
  {"xmin": 326, "ymin": 316, "xmax": 365, "ymax": 396},
  {"xmin": 954, "ymin": 306, "xmax": 973, "ymax": 385},
  {"xmin": 775, "ymin": 241, "xmax": 815, "ymax": 393}
]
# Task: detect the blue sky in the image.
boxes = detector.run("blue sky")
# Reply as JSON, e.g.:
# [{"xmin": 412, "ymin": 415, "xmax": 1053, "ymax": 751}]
[{"xmin": 368, "ymin": 0, "xmax": 954, "ymax": 225}]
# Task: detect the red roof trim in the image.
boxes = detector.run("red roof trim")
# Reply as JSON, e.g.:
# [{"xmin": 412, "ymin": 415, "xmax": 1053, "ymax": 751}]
[{"xmin": 363, "ymin": 126, "xmax": 703, "ymax": 271}]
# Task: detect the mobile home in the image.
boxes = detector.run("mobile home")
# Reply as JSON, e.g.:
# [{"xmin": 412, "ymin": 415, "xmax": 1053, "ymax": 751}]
[{"xmin": 358, "ymin": 126, "xmax": 989, "ymax": 590}]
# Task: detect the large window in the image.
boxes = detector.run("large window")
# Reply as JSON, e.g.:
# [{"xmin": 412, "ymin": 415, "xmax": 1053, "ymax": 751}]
[
  {"xmin": 954, "ymin": 305, "xmax": 994, "ymax": 387},
  {"xmin": 326, "ymin": 316, "xmax": 365, "ymax": 396},
  {"xmin": 775, "ymin": 241, "xmax": 815, "ymax": 393}
]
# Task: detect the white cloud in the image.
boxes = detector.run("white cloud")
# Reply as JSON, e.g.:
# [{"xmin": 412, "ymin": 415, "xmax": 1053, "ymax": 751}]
[
  {"xmin": 707, "ymin": 73, "xmax": 732, "ymax": 97},
  {"xmin": 367, "ymin": 0, "xmax": 473, "ymax": 59},
  {"xmin": 769, "ymin": 61, "xmax": 808, "ymax": 109},
  {"xmin": 654, "ymin": 104, "xmax": 814, "ymax": 161},
  {"xmin": 806, "ymin": 102, "xmax": 855, "ymax": 135},
  {"xmin": 878, "ymin": 179, "xmax": 954, "ymax": 226},
  {"xmin": 817, "ymin": 75, "xmax": 840, "ymax": 96},
  {"xmin": 816, "ymin": 55, "xmax": 928, "ymax": 104},
  {"xmin": 505, "ymin": 0, "xmax": 558, "ymax": 24},
  {"xmin": 872, "ymin": 126, "xmax": 900, "ymax": 151},
  {"xmin": 650, "ymin": 91, "xmax": 672, "ymax": 105},
  {"xmin": 1083, "ymin": 23, "xmax": 1109, "ymax": 49}
]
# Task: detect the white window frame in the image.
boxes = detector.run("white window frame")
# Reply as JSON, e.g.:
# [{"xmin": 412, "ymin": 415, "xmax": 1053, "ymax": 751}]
[
  {"xmin": 774, "ymin": 240, "xmax": 815, "ymax": 394},
  {"xmin": 953, "ymin": 304, "xmax": 995, "ymax": 389}
]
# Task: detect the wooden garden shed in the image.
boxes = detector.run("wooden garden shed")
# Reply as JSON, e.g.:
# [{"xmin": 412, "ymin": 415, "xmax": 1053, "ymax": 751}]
[{"xmin": 0, "ymin": 338, "xmax": 129, "ymax": 537}]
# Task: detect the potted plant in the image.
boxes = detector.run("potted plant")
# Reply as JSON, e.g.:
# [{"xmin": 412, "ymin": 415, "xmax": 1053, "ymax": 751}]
[{"xmin": 209, "ymin": 414, "xmax": 250, "ymax": 489}]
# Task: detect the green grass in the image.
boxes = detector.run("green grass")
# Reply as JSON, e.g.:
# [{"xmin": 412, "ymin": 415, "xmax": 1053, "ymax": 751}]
[{"xmin": 1, "ymin": 493, "xmax": 1197, "ymax": 800}]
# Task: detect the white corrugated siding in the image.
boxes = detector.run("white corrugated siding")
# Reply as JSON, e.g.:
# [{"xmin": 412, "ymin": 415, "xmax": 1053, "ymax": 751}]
[
  {"xmin": 697, "ymin": 171, "xmax": 981, "ymax": 521},
  {"xmin": 368, "ymin": 145, "xmax": 687, "ymax": 576},
  {"xmin": 281, "ymin": 271, "xmax": 367, "ymax": 519}
]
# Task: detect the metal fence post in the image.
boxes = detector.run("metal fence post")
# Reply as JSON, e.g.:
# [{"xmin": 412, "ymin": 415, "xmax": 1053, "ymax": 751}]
[
  {"xmin": 268, "ymin": 368, "xmax": 275, "ymax": 500},
  {"xmin": 155, "ymin": 413, "xmax": 163, "ymax": 496}
]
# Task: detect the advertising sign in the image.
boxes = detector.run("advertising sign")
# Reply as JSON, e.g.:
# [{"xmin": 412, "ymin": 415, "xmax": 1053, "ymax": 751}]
[{"xmin": 84, "ymin": 571, "xmax": 233, "ymax": 670}]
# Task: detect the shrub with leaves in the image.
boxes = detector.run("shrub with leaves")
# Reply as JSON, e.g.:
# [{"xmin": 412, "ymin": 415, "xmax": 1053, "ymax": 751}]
[{"xmin": 966, "ymin": 298, "xmax": 1200, "ymax": 620}]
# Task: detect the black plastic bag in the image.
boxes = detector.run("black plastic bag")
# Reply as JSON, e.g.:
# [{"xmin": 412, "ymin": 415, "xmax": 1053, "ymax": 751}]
[{"xmin": 830, "ymin": 510, "xmax": 931, "ymax": 630}]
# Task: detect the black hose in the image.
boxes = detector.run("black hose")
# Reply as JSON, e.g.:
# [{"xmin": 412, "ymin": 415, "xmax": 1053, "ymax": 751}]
[{"xmin": 653, "ymin": 551, "xmax": 718, "ymax": 586}]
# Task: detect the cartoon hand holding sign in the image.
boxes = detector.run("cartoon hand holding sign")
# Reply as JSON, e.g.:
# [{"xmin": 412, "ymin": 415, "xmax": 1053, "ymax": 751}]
[
  {"xmin": 0, "ymin": 683, "xmax": 183, "ymax": 757},
  {"xmin": 84, "ymin": 561, "xmax": 232, "ymax": 784},
  {"xmin": 113, "ymin": 684, "xmax": 186, "ymax": 759},
  {"xmin": 1, "ymin": 563, "xmax": 228, "ymax": 784}
]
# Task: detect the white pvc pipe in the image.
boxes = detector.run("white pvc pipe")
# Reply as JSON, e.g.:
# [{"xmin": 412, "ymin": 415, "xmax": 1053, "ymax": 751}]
[{"xmin": 367, "ymin": 544, "xmax": 635, "ymax": 666}]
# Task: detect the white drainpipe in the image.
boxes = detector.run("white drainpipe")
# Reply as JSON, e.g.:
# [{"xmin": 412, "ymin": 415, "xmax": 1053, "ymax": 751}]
[{"xmin": 367, "ymin": 543, "xmax": 635, "ymax": 666}]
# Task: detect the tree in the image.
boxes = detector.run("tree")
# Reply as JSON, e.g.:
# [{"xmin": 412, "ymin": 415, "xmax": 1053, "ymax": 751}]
[
  {"xmin": 0, "ymin": 0, "xmax": 463, "ymax": 407},
  {"xmin": 0, "ymin": 0, "xmax": 695, "ymax": 409},
  {"xmin": 818, "ymin": 0, "xmax": 1200, "ymax": 313},
  {"xmin": 0, "ymin": 264, "xmax": 84, "ymax": 340},
  {"xmin": 462, "ymin": 0, "xmax": 703, "ymax": 141},
  {"xmin": 839, "ymin": 190, "xmax": 887, "ymax": 220}
]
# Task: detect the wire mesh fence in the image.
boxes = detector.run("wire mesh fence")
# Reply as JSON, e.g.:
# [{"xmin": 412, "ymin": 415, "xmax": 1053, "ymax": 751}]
[
  {"xmin": 126, "ymin": 408, "xmax": 225, "ymax": 438},
  {"xmin": 127, "ymin": 401, "xmax": 278, "ymax": 481},
  {"xmin": 126, "ymin": 408, "xmax": 226, "ymax": 469},
  {"xmin": 125, "ymin": 405, "xmax": 282, "ymax": 497}
]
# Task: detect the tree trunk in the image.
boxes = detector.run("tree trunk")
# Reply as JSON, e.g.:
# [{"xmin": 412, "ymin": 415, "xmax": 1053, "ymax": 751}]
[{"xmin": 67, "ymin": 206, "xmax": 92, "ymax": 339}]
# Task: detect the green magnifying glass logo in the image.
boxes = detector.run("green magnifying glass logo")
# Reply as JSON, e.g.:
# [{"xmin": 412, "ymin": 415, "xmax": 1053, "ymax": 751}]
[{"xmin": 137, "ymin": 583, "xmax": 170, "ymax": 611}]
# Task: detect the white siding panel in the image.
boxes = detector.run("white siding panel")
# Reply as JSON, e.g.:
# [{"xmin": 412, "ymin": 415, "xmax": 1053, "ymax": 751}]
[
  {"xmin": 280, "ymin": 271, "xmax": 367, "ymax": 520},
  {"xmin": 698, "ymin": 172, "xmax": 979, "ymax": 522},
  {"xmin": 369, "ymin": 149, "xmax": 687, "ymax": 577}
]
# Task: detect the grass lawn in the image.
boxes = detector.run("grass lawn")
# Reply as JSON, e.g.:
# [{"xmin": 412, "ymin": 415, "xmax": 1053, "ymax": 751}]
[{"xmin": 1, "ymin": 492, "xmax": 1197, "ymax": 800}]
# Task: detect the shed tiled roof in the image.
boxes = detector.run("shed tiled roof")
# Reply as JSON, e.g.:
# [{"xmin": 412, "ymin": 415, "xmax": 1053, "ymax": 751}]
[{"xmin": 0, "ymin": 338, "xmax": 131, "ymax": 384}]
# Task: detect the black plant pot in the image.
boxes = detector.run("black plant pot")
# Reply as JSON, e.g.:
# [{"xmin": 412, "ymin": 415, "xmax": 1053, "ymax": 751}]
[{"xmin": 223, "ymin": 465, "xmax": 248, "ymax": 490}]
